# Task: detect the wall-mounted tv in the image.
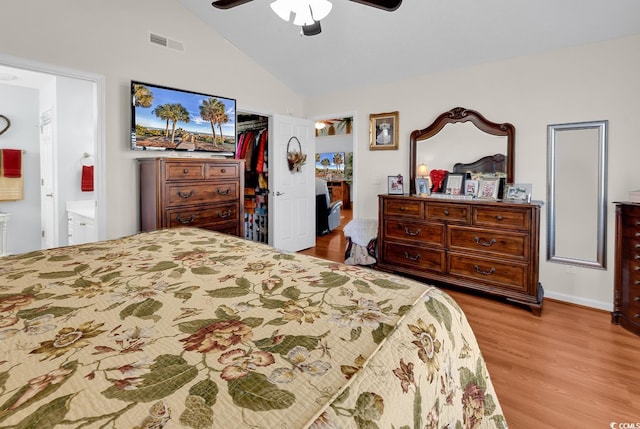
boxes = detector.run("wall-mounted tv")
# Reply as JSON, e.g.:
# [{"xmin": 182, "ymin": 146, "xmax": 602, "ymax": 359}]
[
  {"xmin": 131, "ymin": 80, "xmax": 236, "ymax": 155},
  {"xmin": 315, "ymin": 152, "xmax": 346, "ymax": 171}
]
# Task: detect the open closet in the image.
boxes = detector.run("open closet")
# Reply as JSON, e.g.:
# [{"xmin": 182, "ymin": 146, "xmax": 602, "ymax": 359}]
[{"xmin": 236, "ymin": 113, "xmax": 269, "ymax": 243}]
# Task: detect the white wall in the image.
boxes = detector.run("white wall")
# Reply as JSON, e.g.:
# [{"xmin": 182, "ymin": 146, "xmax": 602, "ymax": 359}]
[
  {"xmin": 0, "ymin": 0, "xmax": 303, "ymax": 240},
  {"xmin": 305, "ymin": 34, "xmax": 640, "ymax": 310},
  {"xmin": 0, "ymin": 85, "xmax": 41, "ymax": 254}
]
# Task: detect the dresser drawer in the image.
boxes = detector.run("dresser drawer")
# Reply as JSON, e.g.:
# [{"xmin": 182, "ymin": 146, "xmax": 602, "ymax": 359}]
[
  {"xmin": 383, "ymin": 219, "xmax": 444, "ymax": 247},
  {"xmin": 381, "ymin": 241, "xmax": 446, "ymax": 273},
  {"xmin": 448, "ymin": 226, "xmax": 529, "ymax": 259},
  {"xmin": 165, "ymin": 203, "xmax": 239, "ymax": 229},
  {"xmin": 425, "ymin": 202, "xmax": 469, "ymax": 223},
  {"xmin": 621, "ymin": 216, "xmax": 640, "ymax": 238},
  {"xmin": 166, "ymin": 182, "xmax": 239, "ymax": 207},
  {"xmin": 448, "ymin": 254, "xmax": 528, "ymax": 292},
  {"xmin": 383, "ymin": 199, "xmax": 422, "ymax": 218},
  {"xmin": 164, "ymin": 162, "xmax": 206, "ymax": 181},
  {"xmin": 206, "ymin": 163, "xmax": 241, "ymax": 179},
  {"xmin": 473, "ymin": 206, "xmax": 530, "ymax": 230}
]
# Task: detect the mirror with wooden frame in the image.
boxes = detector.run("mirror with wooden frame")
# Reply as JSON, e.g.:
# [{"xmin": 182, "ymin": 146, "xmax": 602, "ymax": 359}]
[{"xmin": 409, "ymin": 107, "xmax": 515, "ymax": 195}]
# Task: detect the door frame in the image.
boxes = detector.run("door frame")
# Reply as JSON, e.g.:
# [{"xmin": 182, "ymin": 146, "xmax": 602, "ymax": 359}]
[
  {"xmin": 0, "ymin": 53, "xmax": 106, "ymax": 244},
  {"xmin": 311, "ymin": 111, "xmax": 358, "ymax": 218}
]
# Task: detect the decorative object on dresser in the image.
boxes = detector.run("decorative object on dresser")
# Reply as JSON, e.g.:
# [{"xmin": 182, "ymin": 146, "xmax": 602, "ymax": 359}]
[
  {"xmin": 386, "ymin": 106, "xmax": 544, "ymax": 314},
  {"xmin": 612, "ymin": 202, "xmax": 640, "ymax": 336},
  {"xmin": 138, "ymin": 158, "xmax": 244, "ymax": 237},
  {"xmin": 378, "ymin": 195, "xmax": 543, "ymax": 315}
]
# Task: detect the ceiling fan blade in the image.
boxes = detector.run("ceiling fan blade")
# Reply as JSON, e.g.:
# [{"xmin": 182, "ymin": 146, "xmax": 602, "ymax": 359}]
[
  {"xmin": 302, "ymin": 21, "xmax": 322, "ymax": 36},
  {"xmin": 211, "ymin": 0, "xmax": 254, "ymax": 10},
  {"xmin": 348, "ymin": 0, "xmax": 402, "ymax": 11}
]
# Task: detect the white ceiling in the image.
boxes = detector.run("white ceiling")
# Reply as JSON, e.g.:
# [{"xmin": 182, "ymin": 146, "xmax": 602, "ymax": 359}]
[{"xmin": 178, "ymin": 0, "xmax": 640, "ymax": 97}]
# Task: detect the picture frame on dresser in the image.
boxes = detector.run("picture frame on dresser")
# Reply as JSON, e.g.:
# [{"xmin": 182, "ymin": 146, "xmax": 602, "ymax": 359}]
[
  {"xmin": 465, "ymin": 179, "xmax": 479, "ymax": 197},
  {"xmin": 444, "ymin": 173, "xmax": 464, "ymax": 195},
  {"xmin": 478, "ymin": 177, "xmax": 501, "ymax": 199},
  {"xmin": 388, "ymin": 175, "xmax": 404, "ymax": 194},
  {"xmin": 504, "ymin": 183, "xmax": 532, "ymax": 202}
]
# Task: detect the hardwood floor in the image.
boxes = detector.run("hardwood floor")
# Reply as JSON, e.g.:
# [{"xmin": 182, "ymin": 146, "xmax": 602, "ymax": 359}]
[{"xmin": 299, "ymin": 210, "xmax": 640, "ymax": 428}]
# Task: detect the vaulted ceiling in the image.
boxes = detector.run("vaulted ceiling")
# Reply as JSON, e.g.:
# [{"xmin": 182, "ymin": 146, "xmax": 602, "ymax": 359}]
[{"xmin": 178, "ymin": 0, "xmax": 640, "ymax": 97}]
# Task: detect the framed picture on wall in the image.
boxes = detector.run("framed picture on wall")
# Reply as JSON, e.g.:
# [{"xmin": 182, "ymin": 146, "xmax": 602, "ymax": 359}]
[{"xmin": 370, "ymin": 111, "xmax": 399, "ymax": 150}]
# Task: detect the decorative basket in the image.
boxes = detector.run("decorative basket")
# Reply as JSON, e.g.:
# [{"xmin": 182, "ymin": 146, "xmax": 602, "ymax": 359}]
[{"xmin": 286, "ymin": 136, "xmax": 307, "ymax": 173}]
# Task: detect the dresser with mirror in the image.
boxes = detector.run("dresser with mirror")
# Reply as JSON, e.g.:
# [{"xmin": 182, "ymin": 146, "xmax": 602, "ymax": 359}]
[{"xmin": 377, "ymin": 107, "xmax": 544, "ymax": 315}]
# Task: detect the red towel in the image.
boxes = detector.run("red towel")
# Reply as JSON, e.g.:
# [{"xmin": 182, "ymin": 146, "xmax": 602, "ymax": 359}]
[
  {"xmin": 2, "ymin": 149, "xmax": 21, "ymax": 178},
  {"xmin": 81, "ymin": 165, "xmax": 94, "ymax": 192}
]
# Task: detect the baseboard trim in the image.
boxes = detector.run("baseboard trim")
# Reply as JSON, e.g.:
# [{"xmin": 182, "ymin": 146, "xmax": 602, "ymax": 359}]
[{"xmin": 544, "ymin": 290, "xmax": 612, "ymax": 312}]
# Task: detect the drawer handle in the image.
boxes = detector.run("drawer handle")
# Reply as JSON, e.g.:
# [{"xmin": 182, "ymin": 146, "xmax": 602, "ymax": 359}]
[
  {"xmin": 474, "ymin": 265, "xmax": 496, "ymax": 275},
  {"xmin": 221, "ymin": 168, "xmax": 226, "ymax": 173},
  {"xmin": 635, "ymin": 280, "xmax": 640, "ymax": 285},
  {"xmin": 636, "ymin": 232, "xmax": 640, "ymax": 237},
  {"xmin": 177, "ymin": 190, "xmax": 195, "ymax": 199},
  {"xmin": 183, "ymin": 168, "xmax": 189, "ymax": 174},
  {"xmin": 636, "ymin": 313, "xmax": 640, "ymax": 319},
  {"xmin": 443, "ymin": 209, "xmax": 449, "ymax": 216},
  {"xmin": 636, "ymin": 244, "xmax": 640, "ymax": 249},
  {"xmin": 403, "ymin": 251, "xmax": 420, "ymax": 261},
  {"xmin": 636, "ymin": 221, "xmax": 640, "ymax": 226},
  {"xmin": 495, "ymin": 215, "xmax": 504, "ymax": 221},
  {"xmin": 634, "ymin": 296, "xmax": 640, "ymax": 302},
  {"xmin": 217, "ymin": 188, "xmax": 231, "ymax": 195},
  {"xmin": 474, "ymin": 237, "xmax": 497, "ymax": 247},
  {"xmin": 399, "ymin": 206, "xmax": 406, "ymax": 211},
  {"xmin": 635, "ymin": 266, "xmax": 640, "ymax": 272},
  {"xmin": 403, "ymin": 226, "xmax": 421, "ymax": 236},
  {"xmin": 176, "ymin": 214, "xmax": 195, "ymax": 225},
  {"xmin": 217, "ymin": 209, "xmax": 232, "ymax": 219}
]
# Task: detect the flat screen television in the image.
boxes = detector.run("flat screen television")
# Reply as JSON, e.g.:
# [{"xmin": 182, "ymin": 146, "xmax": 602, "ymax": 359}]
[
  {"xmin": 131, "ymin": 81, "xmax": 236, "ymax": 155},
  {"xmin": 315, "ymin": 152, "xmax": 346, "ymax": 172}
]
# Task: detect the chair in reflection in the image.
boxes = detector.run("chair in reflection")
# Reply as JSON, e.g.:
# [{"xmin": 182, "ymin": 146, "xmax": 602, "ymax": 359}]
[{"xmin": 315, "ymin": 178, "xmax": 343, "ymax": 235}]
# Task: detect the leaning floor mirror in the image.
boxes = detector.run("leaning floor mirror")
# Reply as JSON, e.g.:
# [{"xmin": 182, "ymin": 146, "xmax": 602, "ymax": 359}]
[{"xmin": 547, "ymin": 120, "xmax": 608, "ymax": 269}]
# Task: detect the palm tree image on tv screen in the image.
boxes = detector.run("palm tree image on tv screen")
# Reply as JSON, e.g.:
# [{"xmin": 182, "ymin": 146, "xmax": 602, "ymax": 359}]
[{"xmin": 131, "ymin": 81, "xmax": 236, "ymax": 154}]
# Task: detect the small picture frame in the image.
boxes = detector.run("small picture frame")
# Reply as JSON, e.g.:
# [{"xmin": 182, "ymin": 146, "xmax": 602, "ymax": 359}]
[
  {"xmin": 370, "ymin": 111, "xmax": 399, "ymax": 150},
  {"xmin": 415, "ymin": 177, "xmax": 431, "ymax": 196},
  {"xmin": 478, "ymin": 178, "xmax": 501, "ymax": 199},
  {"xmin": 504, "ymin": 183, "xmax": 532, "ymax": 202},
  {"xmin": 465, "ymin": 179, "xmax": 479, "ymax": 197},
  {"xmin": 388, "ymin": 175, "xmax": 404, "ymax": 194},
  {"xmin": 444, "ymin": 173, "xmax": 465, "ymax": 195}
]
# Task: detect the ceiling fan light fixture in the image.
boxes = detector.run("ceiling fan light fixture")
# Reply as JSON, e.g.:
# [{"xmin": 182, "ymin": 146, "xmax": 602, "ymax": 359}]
[{"xmin": 270, "ymin": 0, "xmax": 332, "ymax": 26}]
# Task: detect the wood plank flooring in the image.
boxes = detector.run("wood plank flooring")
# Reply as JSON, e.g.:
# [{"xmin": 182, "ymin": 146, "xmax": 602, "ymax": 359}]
[{"xmin": 299, "ymin": 208, "xmax": 640, "ymax": 428}]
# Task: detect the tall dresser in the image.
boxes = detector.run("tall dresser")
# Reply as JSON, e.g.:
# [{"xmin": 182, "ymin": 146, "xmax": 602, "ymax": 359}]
[
  {"xmin": 612, "ymin": 202, "xmax": 640, "ymax": 335},
  {"xmin": 139, "ymin": 158, "xmax": 244, "ymax": 237},
  {"xmin": 378, "ymin": 195, "xmax": 543, "ymax": 315}
]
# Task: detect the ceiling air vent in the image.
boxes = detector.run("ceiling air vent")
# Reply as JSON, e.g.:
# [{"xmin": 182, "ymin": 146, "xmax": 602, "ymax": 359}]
[{"xmin": 149, "ymin": 33, "xmax": 184, "ymax": 52}]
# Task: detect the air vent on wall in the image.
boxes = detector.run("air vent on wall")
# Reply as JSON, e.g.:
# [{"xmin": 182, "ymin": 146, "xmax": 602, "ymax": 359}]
[{"xmin": 149, "ymin": 33, "xmax": 184, "ymax": 52}]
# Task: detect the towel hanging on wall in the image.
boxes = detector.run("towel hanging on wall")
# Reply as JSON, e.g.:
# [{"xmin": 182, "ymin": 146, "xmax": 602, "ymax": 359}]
[
  {"xmin": 81, "ymin": 165, "xmax": 94, "ymax": 192},
  {"xmin": 1, "ymin": 149, "xmax": 22, "ymax": 178}
]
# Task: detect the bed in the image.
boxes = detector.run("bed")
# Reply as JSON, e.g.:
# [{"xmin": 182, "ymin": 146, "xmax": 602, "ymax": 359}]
[{"xmin": 0, "ymin": 227, "xmax": 506, "ymax": 428}]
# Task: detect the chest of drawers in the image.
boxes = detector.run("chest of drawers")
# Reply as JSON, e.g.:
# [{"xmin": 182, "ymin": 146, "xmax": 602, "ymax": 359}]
[
  {"xmin": 139, "ymin": 158, "xmax": 244, "ymax": 237},
  {"xmin": 612, "ymin": 202, "xmax": 640, "ymax": 335},
  {"xmin": 378, "ymin": 195, "xmax": 543, "ymax": 314}
]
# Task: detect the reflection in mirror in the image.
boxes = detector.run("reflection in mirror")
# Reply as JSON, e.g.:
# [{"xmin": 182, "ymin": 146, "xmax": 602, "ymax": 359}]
[
  {"xmin": 547, "ymin": 120, "xmax": 608, "ymax": 269},
  {"xmin": 409, "ymin": 107, "xmax": 514, "ymax": 195},
  {"xmin": 415, "ymin": 123, "xmax": 508, "ymax": 174}
]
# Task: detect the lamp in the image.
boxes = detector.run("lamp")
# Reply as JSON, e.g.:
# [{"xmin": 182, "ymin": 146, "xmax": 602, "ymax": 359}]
[
  {"xmin": 315, "ymin": 121, "xmax": 326, "ymax": 130},
  {"xmin": 416, "ymin": 163, "xmax": 432, "ymax": 196},
  {"xmin": 270, "ymin": 0, "xmax": 333, "ymax": 26}
]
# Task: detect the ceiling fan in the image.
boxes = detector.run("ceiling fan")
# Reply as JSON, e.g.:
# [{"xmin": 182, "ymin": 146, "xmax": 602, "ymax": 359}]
[{"xmin": 211, "ymin": 0, "xmax": 402, "ymax": 36}]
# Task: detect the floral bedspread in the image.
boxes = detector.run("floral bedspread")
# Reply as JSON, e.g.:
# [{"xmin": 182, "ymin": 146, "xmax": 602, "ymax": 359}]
[{"xmin": 0, "ymin": 228, "xmax": 506, "ymax": 428}]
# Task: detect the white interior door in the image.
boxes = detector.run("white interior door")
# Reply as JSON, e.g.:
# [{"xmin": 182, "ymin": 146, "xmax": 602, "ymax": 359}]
[
  {"xmin": 39, "ymin": 109, "xmax": 57, "ymax": 249},
  {"xmin": 269, "ymin": 114, "xmax": 315, "ymax": 252}
]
